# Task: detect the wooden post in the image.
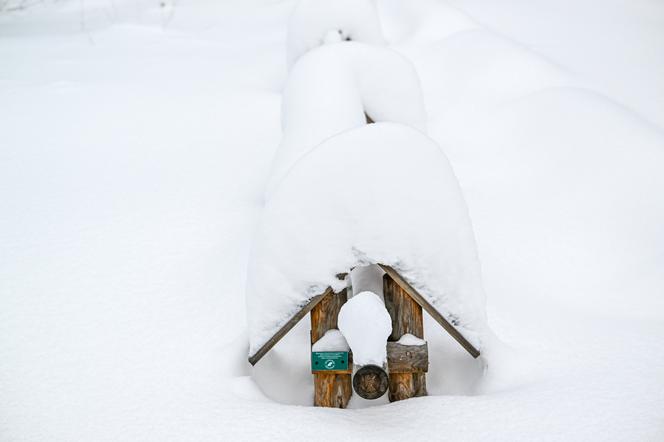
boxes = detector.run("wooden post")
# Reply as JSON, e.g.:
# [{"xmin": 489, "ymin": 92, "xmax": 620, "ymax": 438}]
[
  {"xmin": 383, "ymin": 273, "xmax": 428, "ymax": 402},
  {"xmin": 311, "ymin": 289, "xmax": 352, "ymax": 408}
]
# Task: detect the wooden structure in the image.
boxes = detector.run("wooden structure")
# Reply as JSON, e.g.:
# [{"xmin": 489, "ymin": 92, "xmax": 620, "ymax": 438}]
[
  {"xmin": 248, "ymin": 264, "xmax": 480, "ymax": 408},
  {"xmin": 310, "ymin": 288, "xmax": 352, "ymax": 407}
]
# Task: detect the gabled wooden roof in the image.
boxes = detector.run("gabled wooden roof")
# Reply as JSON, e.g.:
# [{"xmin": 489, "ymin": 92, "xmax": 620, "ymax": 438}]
[{"xmin": 248, "ymin": 264, "xmax": 480, "ymax": 366}]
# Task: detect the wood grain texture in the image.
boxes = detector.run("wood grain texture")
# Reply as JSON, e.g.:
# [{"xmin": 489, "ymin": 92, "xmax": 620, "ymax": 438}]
[
  {"xmin": 386, "ymin": 342, "xmax": 428, "ymax": 373},
  {"xmin": 311, "ymin": 290, "xmax": 352, "ymax": 408},
  {"xmin": 383, "ymin": 269, "xmax": 428, "ymax": 402},
  {"xmin": 314, "ymin": 373, "xmax": 352, "ymax": 408},
  {"xmin": 352, "ymin": 364, "xmax": 389, "ymax": 400},
  {"xmin": 248, "ymin": 287, "xmax": 334, "ymax": 366},
  {"xmin": 311, "ymin": 289, "xmax": 347, "ymax": 342},
  {"xmin": 380, "ymin": 264, "xmax": 481, "ymax": 359},
  {"xmin": 384, "ymin": 274, "xmax": 424, "ymax": 341},
  {"xmin": 388, "ymin": 372, "xmax": 427, "ymax": 402}
]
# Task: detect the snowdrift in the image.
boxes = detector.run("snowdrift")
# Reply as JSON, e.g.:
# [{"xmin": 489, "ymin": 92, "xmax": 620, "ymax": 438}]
[
  {"xmin": 287, "ymin": 0, "xmax": 385, "ymax": 67},
  {"xmin": 267, "ymin": 42, "xmax": 426, "ymax": 196},
  {"xmin": 247, "ymin": 123, "xmax": 488, "ymax": 357}
]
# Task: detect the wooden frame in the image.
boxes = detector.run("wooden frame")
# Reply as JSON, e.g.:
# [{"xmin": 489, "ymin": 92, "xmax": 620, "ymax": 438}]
[
  {"xmin": 380, "ymin": 264, "xmax": 481, "ymax": 359},
  {"xmin": 247, "ymin": 264, "xmax": 481, "ymax": 366},
  {"xmin": 248, "ymin": 287, "xmax": 333, "ymax": 366}
]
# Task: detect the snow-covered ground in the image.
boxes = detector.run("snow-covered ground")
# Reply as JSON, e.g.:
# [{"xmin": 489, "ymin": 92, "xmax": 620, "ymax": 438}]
[{"xmin": 1, "ymin": 0, "xmax": 663, "ymax": 440}]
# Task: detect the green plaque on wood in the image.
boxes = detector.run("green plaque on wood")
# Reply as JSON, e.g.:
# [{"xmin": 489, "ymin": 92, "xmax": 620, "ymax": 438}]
[{"xmin": 311, "ymin": 351, "xmax": 349, "ymax": 371}]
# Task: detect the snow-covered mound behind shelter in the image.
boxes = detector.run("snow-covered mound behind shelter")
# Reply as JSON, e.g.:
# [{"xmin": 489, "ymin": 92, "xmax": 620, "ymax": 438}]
[
  {"xmin": 247, "ymin": 123, "xmax": 489, "ymax": 357},
  {"xmin": 287, "ymin": 0, "xmax": 385, "ymax": 67},
  {"xmin": 267, "ymin": 42, "xmax": 426, "ymax": 196}
]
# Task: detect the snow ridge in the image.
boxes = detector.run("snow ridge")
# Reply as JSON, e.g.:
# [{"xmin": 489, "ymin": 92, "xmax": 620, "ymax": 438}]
[{"xmin": 247, "ymin": 0, "xmax": 491, "ymax": 363}]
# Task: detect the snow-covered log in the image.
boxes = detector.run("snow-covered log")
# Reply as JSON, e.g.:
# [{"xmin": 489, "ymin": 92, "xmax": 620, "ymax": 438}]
[{"xmin": 338, "ymin": 289, "xmax": 391, "ymax": 399}]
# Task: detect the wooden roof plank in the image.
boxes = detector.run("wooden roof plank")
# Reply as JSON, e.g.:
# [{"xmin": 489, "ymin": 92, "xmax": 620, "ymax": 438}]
[
  {"xmin": 379, "ymin": 264, "xmax": 481, "ymax": 359},
  {"xmin": 248, "ymin": 287, "xmax": 333, "ymax": 366}
]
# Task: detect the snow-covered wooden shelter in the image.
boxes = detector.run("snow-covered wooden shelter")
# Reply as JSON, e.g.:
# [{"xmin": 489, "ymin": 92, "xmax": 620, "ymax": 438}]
[
  {"xmin": 248, "ymin": 262, "xmax": 480, "ymax": 407},
  {"xmin": 246, "ymin": 0, "xmax": 489, "ymax": 408},
  {"xmin": 246, "ymin": 123, "xmax": 488, "ymax": 407}
]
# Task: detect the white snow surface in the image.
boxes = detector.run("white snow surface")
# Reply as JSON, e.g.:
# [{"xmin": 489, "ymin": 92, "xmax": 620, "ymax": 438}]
[
  {"xmin": 396, "ymin": 333, "xmax": 426, "ymax": 346},
  {"xmin": 311, "ymin": 329, "xmax": 349, "ymax": 352},
  {"xmin": 2, "ymin": 0, "xmax": 664, "ymax": 441},
  {"xmin": 248, "ymin": 123, "xmax": 488, "ymax": 356},
  {"xmin": 266, "ymin": 41, "xmax": 426, "ymax": 195},
  {"xmin": 338, "ymin": 291, "xmax": 392, "ymax": 366},
  {"xmin": 287, "ymin": 0, "xmax": 385, "ymax": 67}
]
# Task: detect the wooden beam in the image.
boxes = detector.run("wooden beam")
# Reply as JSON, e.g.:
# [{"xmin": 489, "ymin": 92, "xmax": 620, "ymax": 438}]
[
  {"xmin": 384, "ymin": 275, "xmax": 424, "ymax": 341},
  {"xmin": 379, "ymin": 264, "xmax": 481, "ymax": 359},
  {"xmin": 387, "ymin": 342, "xmax": 429, "ymax": 373},
  {"xmin": 248, "ymin": 287, "xmax": 333, "ymax": 366},
  {"xmin": 383, "ymin": 274, "xmax": 427, "ymax": 401},
  {"xmin": 311, "ymin": 290, "xmax": 352, "ymax": 408},
  {"xmin": 388, "ymin": 373, "xmax": 427, "ymax": 401}
]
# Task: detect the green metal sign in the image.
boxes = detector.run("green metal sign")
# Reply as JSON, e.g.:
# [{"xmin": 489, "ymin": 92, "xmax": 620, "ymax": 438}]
[{"xmin": 311, "ymin": 351, "xmax": 349, "ymax": 371}]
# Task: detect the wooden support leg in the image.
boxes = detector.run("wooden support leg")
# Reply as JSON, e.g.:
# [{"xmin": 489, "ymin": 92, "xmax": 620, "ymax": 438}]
[
  {"xmin": 314, "ymin": 373, "xmax": 352, "ymax": 407},
  {"xmin": 387, "ymin": 371, "xmax": 427, "ymax": 402},
  {"xmin": 384, "ymin": 274, "xmax": 428, "ymax": 402},
  {"xmin": 311, "ymin": 289, "xmax": 352, "ymax": 408}
]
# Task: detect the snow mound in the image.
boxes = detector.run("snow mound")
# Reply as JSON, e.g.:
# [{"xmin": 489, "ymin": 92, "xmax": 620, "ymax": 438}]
[
  {"xmin": 267, "ymin": 42, "xmax": 426, "ymax": 195},
  {"xmin": 311, "ymin": 329, "xmax": 349, "ymax": 352},
  {"xmin": 287, "ymin": 0, "xmax": 385, "ymax": 67},
  {"xmin": 396, "ymin": 333, "xmax": 426, "ymax": 346},
  {"xmin": 338, "ymin": 291, "xmax": 392, "ymax": 366},
  {"xmin": 247, "ymin": 122, "xmax": 488, "ymax": 357},
  {"xmin": 378, "ymin": 0, "xmax": 480, "ymax": 44}
]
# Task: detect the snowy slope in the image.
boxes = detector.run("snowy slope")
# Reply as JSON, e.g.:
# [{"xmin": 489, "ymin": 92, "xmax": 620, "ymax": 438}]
[{"xmin": 1, "ymin": 0, "xmax": 663, "ymax": 441}]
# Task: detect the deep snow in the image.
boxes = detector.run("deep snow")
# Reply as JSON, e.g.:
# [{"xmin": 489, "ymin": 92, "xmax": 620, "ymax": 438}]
[
  {"xmin": 248, "ymin": 123, "xmax": 489, "ymax": 357},
  {"xmin": 266, "ymin": 41, "xmax": 426, "ymax": 195},
  {"xmin": 1, "ymin": 0, "xmax": 664, "ymax": 441}
]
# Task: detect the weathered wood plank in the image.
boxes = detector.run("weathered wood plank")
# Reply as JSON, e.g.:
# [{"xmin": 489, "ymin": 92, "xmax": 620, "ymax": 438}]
[
  {"xmin": 248, "ymin": 287, "xmax": 333, "ymax": 366},
  {"xmin": 312, "ymin": 289, "xmax": 352, "ymax": 408},
  {"xmin": 387, "ymin": 342, "xmax": 428, "ymax": 373},
  {"xmin": 383, "ymin": 270, "xmax": 427, "ymax": 401},
  {"xmin": 379, "ymin": 264, "xmax": 481, "ymax": 359},
  {"xmin": 388, "ymin": 372, "xmax": 427, "ymax": 402},
  {"xmin": 311, "ymin": 289, "xmax": 347, "ymax": 342},
  {"xmin": 314, "ymin": 373, "xmax": 352, "ymax": 408},
  {"xmin": 384, "ymin": 275, "xmax": 424, "ymax": 341}
]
